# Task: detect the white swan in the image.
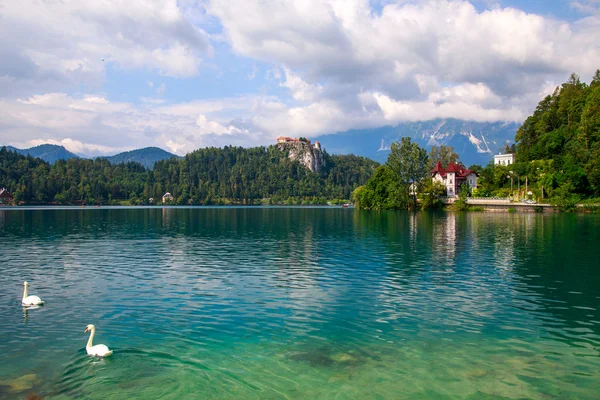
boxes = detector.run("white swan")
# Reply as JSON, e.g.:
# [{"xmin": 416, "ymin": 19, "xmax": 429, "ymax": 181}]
[
  {"xmin": 22, "ymin": 281, "xmax": 44, "ymax": 306},
  {"xmin": 84, "ymin": 324, "xmax": 113, "ymax": 357}
]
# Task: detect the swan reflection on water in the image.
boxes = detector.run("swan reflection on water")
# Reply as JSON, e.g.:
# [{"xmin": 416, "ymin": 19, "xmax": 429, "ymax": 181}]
[{"xmin": 22, "ymin": 305, "xmax": 41, "ymax": 323}]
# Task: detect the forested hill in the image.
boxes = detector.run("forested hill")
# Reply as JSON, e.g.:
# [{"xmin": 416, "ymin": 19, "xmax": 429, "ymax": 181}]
[
  {"xmin": 6, "ymin": 144, "xmax": 79, "ymax": 164},
  {"xmin": 0, "ymin": 145, "xmax": 378, "ymax": 205},
  {"xmin": 104, "ymin": 147, "xmax": 180, "ymax": 169},
  {"xmin": 513, "ymin": 71, "xmax": 600, "ymax": 198}
]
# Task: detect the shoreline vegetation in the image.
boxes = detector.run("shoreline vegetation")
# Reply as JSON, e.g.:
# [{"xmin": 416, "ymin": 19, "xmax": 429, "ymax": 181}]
[
  {"xmin": 2, "ymin": 71, "xmax": 599, "ymax": 213},
  {"xmin": 352, "ymin": 70, "xmax": 600, "ymax": 213}
]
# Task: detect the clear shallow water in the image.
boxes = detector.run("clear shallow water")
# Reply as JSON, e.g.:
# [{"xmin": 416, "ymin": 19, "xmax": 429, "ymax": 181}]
[{"xmin": 0, "ymin": 208, "xmax": 599, "ymax": 399}]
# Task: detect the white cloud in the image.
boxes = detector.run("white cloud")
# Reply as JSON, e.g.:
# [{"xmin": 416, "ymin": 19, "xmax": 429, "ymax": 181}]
[
  {"xmin": 1, "ymin": 0, "xmax": 211, "ymax": 96},
  {"xmin": 209, "ymin": 0, "xmax": 600, "ymax": 126},
  {"xmin": 1, "ymin": 93, "xmax": 264, "ymax": 156},
  {"xmin": 2, "ymin": 0, "xmax": 600, "ymax": 153},
  {"xmin": 195, "ymin": 114, "xmax": 247, "ymax": 135},
  {"xmin": 571, "ymin": 0, "xmax": 600, "ymax": 15},
  {"xmin": 373, "ymin": 91, "xmax": 525, "ymax": 123},
  {"xmin": 280, "ymin": 68, "xmax": 324, "ymax": 102}
]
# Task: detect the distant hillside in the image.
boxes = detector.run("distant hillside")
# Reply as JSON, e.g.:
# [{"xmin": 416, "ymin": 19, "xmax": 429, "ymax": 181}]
[
  {"xmin": 0, "ymin": 144, "xmax": 378, "ymax": 204},
  {"xmin": 5, "ymin": 144, "xmax": 79, "ymax": 164},
  {"xmin": 104, "ymin": 147, "xmax": 180, "ymax": 169},
  {"xmin": 314, "ymin": 119, "xmax": 521, "ymax": 167}
]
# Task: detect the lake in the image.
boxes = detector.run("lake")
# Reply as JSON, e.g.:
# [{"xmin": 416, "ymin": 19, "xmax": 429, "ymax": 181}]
[{"xmin": 0, "ymin": 207, "xmax": 599, "ymax": 399}]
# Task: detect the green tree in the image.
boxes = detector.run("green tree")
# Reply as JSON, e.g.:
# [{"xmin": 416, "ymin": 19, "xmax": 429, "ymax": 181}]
[
  {"xmin": 419, "ymin": 180, "xmax": 446, "ymax": 210},
  {"xmin": 428, "ymin": 145, "xmax": 459, "ymax": 169},
  {"xmin": 386, "ymin": 137, "xmax": 429, "ymax": 208},
  {"xmin": 351, "ymin": 165, "xmax": 403, "ymax": 210}
]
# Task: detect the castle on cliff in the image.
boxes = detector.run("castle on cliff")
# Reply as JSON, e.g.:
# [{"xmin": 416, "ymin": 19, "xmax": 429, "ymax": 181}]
[
  {"xmin": 276, "ymin": 136, "xmax": 324, "ymax": 172},
  {"xmin": 276, "ymin": 136, "xmax": 321, "ymax": 150}
]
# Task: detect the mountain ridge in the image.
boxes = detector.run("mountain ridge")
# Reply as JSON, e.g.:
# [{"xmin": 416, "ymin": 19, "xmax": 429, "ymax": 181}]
[
  {"xmin": 102, "ymin": 147, "xmax": 181, "ymax": 169},
  {"xmin": 5, "ymin": 144, "xmax": 80, "ymax": 164},
  {"xmin": 314, "ymin": 119, "xmax": 521, "ymax": 167},
  {"xmin": 2, "ymin": 144, "xmax": 179, "ymax": 168}
]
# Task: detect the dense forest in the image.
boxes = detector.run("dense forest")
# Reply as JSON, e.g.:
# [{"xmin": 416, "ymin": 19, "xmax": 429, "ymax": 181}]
[
  {"xmin": 473, "ymin": 70, "xmax": 600, "ymax": 205},
  {"xmin": 0, "ymin": 145, "xmax": 378, "ymax": 205}
]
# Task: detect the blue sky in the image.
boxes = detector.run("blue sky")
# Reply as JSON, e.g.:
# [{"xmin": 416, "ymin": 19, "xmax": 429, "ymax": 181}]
[{"xmin": 1, "ymin": 0, "xmax": 599, "ymax": 156}]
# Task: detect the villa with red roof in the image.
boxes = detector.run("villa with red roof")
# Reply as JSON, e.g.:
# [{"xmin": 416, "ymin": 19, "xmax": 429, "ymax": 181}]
[{"xmin": 431, "ymin": 162, "xmax": 478, "ymax": 197}]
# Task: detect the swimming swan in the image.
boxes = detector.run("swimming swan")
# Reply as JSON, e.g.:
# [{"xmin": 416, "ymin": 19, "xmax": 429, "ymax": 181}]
[
  {"xmin": 22, "ymin": 282, "xmax": 44, "ymax": 306},
  {"xmin": 84, "ymin": 324, "xmax": 113, "ymax": 357}
]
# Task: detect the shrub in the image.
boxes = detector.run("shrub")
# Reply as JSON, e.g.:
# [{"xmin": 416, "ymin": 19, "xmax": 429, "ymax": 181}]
[
  {"xmin": 550, "ymin": 182, "xmax": 580, "ymax": 212},
  {"xmin": 493, "ymin": 188, "xmax": 512, "ymax": 198},
  {"xmin": 582, "ymin": 204, "xmax": 600, "ymax": 213}
]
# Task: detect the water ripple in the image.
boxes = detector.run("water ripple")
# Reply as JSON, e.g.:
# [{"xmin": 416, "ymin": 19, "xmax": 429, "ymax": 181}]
[{"xmin": 0, "ymin": 208, "xmax": 599, "ymax": 399}]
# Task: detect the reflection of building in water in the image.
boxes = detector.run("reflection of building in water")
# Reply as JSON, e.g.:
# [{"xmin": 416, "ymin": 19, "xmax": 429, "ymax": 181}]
[
  {"xmin": 432, "ymin": 213, "xmax": 457, "ymax": 265},
  {"xmin": 522, "ymin": 213, "xmax": 536, "ymax": 245},
  {"xmin": 162, "ymin": 207, "xmax": 174, "ymax": 226},
  {"xmin": 493, "ymin": 224, "xmax": 515, "ymax": 274}
]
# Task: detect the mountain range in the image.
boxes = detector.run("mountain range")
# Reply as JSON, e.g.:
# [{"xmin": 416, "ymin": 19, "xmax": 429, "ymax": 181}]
[
  {"xmin": 103, "ymin": 147, "xmax": 181, "ymax": 169},
  {"xmin": 3, "ymin": 145, "xmax": 180, "ymax": 169},
  {"xmin": 3, "ymin": 118, "xmax": 521, "ymax": 168},
  {"xmin": 314, "ymin": 119, "xmax": 521, "ymax": 167}
]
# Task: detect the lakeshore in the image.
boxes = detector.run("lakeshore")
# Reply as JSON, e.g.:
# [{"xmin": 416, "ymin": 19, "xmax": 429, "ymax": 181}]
[{"xmin": 3, "ymin": 199, "xmax": 597, "ymax": 213}]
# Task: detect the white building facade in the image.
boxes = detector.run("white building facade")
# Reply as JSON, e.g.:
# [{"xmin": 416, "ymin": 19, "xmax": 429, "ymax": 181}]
[
  {"xmin": 494, "ymin": 153, "xmax": 515, "ymax": 166},
  {"xmin": 431, "ymin": 162, "xmax": 478, "ymax": 197}
]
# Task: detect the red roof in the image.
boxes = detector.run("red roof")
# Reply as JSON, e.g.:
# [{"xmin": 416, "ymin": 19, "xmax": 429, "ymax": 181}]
[
  {"xmin": 446, "ymin": 162, "xmax": 461, "ymax": 173},
  {"xmin": 431, "ymin": 161, "xmax": 478, "ymax": 178},
  {"xmin": 431, "ymin": 161, "xmax": 446, "ymax": 177}
]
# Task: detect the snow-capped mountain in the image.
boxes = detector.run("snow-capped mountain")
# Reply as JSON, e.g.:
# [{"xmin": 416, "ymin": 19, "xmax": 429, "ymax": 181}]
[{"xmin": 314, "ymin": 119, "xmax": 521, "ymax": 167}]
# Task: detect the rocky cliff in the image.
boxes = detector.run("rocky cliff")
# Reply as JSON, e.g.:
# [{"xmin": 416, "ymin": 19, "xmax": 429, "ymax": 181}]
[{"xmin": 277, "ymin": 141, "xmax": 325, "ymax": 172}]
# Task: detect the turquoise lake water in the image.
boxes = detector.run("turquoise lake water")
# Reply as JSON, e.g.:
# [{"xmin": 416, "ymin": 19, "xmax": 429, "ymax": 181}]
[{"xmin": 0, "ymin": 207, "xmax": 599, "ymax": 399}]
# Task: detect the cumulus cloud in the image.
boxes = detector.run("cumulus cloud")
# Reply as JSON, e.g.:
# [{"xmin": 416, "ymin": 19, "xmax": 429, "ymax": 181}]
[
  {"xmin": 1, "ymin": 93, "xmax": 263, "ymax": 156},
  {"xmin": 209, "ymin": 0, "xmax": 600, "ymax": 127},
  {"xmin": 0, "ymin": 0, "xmax": 211, "ymax": 96},
  {"xmin": 280, "ymin": 68, "xmax": 324, "ymax": 102},
  {"xmin": 2, "ymin": 0, "xmax": 600, "ymax": 154},
  {"xmin": 571, "ymin": 0, "xmax": 600, "ymax": 15}
]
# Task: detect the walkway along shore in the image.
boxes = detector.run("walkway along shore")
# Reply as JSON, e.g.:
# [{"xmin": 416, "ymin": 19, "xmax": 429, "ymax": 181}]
[{"xmin": 442, "ymin": 197, "xmax": 554, "ymax": 212}]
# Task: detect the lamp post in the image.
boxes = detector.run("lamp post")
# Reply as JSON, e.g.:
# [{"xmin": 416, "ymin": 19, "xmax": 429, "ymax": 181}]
[{"xmin": 537, "ymin": 167, "xmax": 545, "ymax": 199}]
